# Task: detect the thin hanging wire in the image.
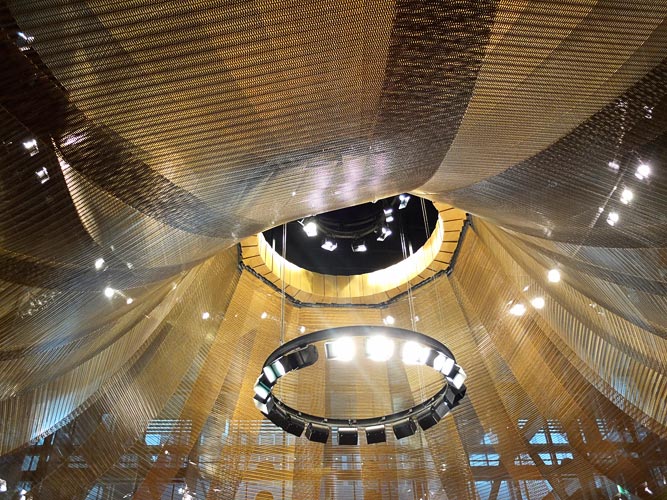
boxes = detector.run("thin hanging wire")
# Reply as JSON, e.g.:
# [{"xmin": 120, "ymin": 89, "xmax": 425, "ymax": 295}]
[
  {"xmin": 280, "ymin": 223, "xmax": 287, "ymax": 346},
  {"xmin": 398, "ymin": 211, "xmax": 424, "ymax": 404}
]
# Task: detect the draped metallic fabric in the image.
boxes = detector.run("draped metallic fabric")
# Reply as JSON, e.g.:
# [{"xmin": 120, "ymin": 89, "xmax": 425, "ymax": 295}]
[{"xmin": 0, "ymin": 1, "xmax": 666, "ymax": 499}]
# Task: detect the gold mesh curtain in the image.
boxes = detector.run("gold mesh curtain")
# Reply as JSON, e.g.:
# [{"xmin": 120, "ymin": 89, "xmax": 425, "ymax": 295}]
[{"xmin": 1, "ymin": 0, "xmax": 667, "ymax": 499}]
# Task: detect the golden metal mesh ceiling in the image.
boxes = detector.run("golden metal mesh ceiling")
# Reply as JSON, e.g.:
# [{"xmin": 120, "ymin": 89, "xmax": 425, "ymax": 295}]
[{"xmin": 0, "ymin": 1, "xmax": 666, "ymax": 499}]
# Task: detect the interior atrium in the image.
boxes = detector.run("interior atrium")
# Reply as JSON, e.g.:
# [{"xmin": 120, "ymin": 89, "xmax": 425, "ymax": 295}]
[{"xmin": 1, "ymin": 1, "xmax": 666, "ymax": 499}]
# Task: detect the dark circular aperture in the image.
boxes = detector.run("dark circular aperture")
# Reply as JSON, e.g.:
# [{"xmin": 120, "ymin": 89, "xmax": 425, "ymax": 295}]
[{"xmin": 263, "ymin": 195, "xmax": 439, "ymax": 275}]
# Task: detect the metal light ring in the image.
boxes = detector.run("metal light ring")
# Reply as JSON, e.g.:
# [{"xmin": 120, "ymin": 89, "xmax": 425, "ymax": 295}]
[
  {"xmin": 258, "ymin": 325, "xmax": 465, "ymax": 430},
  {"xmin": 264, "ymin": 325, "xmax": 456, "ymax": 366}
]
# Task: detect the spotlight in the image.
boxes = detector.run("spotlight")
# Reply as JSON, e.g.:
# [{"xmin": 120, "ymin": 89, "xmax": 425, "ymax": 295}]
[
  {"xmin": 365, "ymin": 336, "xmax": 395, "ymax": 362},
  {"xmin": 635, "ymin": 163, "xmax": 651, "ymax": 180},
  {"xmin": 351, "ymin": 240, "xmax": 367, "ymax": 252},
  {"xmin": 383, "ymin": 207, "xmax": 393, "ymax": 216},
  {"xmin": 385, "ymin": 215, "xmax": 394, "ymax": 223},
  {"xmin": 254, "ymin": 381, "xmax": 271, "ymax": 404},
  {"xmin": 202, "ymin": 311, "xmax": 210, "ymax": 320},
  {"xmin": 417, "ymin": 397, "xmax": 450, "ymax": 431},
  {"xmin": 302, "ymin": 219, "xmax": 318, "ymax": 237},
  {"xmin": 23, "ymin": 139, "xmax": 38, "ymax": 156},
  {"xmin": 324, "ymin": 337, "xmax": 355, "ymax": 361},
  {"xmin": 547, "ymin": 269, "xmax": 561, "ymax": 283},
  {"xmin": 530, "ymin": 297, "xmax": 545, "ymax": 309},
  {"xmin": 398, "ymin": 194, "xmax": 410, "ymax": 209},
  {"xmin": 607, "ymin": 160, "xmax": 620, "ymax": 171},
  {"xmin": 0, "ymin": 479, "xmax": 6, "ymax": 493},
  {"xmin": 509, "ymin": 303, "xmax": 526, "ymax": 316},
  {"xmin": 321, "ymin": 238, "xmax": 338, "ymax": 251},
  {"xmin": 365, "ymin": 424, "xmax": 387, "ymax": 444},
  {"xmin": 392, "ymin": 417, "xmax": 417, "ymax": 440},
  {"xmin": 449, "ymin": 367, "xmax": 467, "ymax": 390},
  {"xmin": 431, "ymin": 353, "xmax": 455, "ymax": 377},
  {"xmin": 126, "ymin": 297, "xmax": 134, "ymax": 305},
  {"xmin": 338, "ymin": 427, "xmax": 359, "ymax": 445},
  {"xmin": 620, "ymin": 188, "xmax": 633, "ymax": 204},
  {"xmin": 383, "ymin": 315, "xmax": 395, "ymax": 325},
  {"xmin": 104, "ymin": 287, "xmax": 116, "ymax": 298},
  {"xmin": 35, "ymin": 167, "xmax": 49, "ymax": 184},
  {"xmin": 306, "ymin": 423, "xmax": 330, "ymax": 443},
  {"xmin": 376, "ymin": 226, "xmax": 392, "ymax": 241},
  {"xmin": 94, "ymin": 258, "xmax": 105, "ymax": 270},
  {"xmin": 260, "ymin": 311, "xmax": 268, "ymax": 319},
  {"xmin": 299, "ymin": 326, "xmax": 306, "ymax": 334},
  {"xmin": 606, "ymin": 211, "xmax": 619, "ymax": 226},
  {"xmin": 402, "ymin": 341, "xmax": 430, "ymax": 365}
]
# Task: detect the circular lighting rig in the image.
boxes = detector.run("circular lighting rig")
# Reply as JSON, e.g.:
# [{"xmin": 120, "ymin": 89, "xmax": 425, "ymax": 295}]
[{"xmin": 253, "ymin": 326, "xmax": 467, "ymax": 445}]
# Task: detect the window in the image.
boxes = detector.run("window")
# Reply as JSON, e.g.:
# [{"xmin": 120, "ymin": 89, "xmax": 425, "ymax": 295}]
[
  {"xmin": 469, "ymin": 453, "xmax": 500, "ymax": 467},
  {"xmin": 21, "ymin": 455, "xmax": 39, "ymax": 471}
]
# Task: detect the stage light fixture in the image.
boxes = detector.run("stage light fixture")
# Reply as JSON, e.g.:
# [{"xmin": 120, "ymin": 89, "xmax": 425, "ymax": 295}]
[
  {"xmin": 338, "ymin": 427, "xmax": 359, "ymax": 445},
  {"xmin": 365, "ymin": 424, "xmax": 387, "ymax": 444},
  {"xmin": 398, "ymin": 194, "xmax": 410, "ymax": 209},
  {"xmin": 365, "ymin": 336, "xmax": 395, "ymax": 362},
  {"xmin": 417, "ymin": 397, "xmax": 450, "ymax": 431},
  {"xmin": 351, "ymin": 240, "xmax": 367, "ymax": 252},
  {"xmin": 432, "ymin": 353, "xmax": 455, "ymax": 377},
  {"xmin": 325, "ymin": 337, "xmax": 355, "ymax": 361},
  {"xmin": 302, "ymin": 219, "xmax": 318, "ymax": 237},
  {"xmin": 376, "ymin": 226, "xmax": 392, "ymax": 241},
  {"xmin": 402, "ymin": 341, "xmax": 430, "ymax": 365},
  {"xmin": 321, "ymin": 238, "xmax": 338, "ymax": 251},
  {"xmin": 392, "ymin": 417, "xmax": 417, "ymax": 439},
  {"xmin": 306, "ymin": 423, "xmax": 330, "ymax": 443},
  {"xmin": 385, "ymin": 215, "xmax": 394, "ymax": 223}
]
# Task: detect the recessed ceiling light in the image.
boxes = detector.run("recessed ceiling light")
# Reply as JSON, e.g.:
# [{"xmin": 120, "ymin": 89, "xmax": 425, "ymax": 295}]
[
  {"xmin": 547, "ymin": 269, "xmax": 561, "ymax": 283},
  {"xmin": 530, "ymin": 297, "xmax": 545, "ymax": 309},
  {"xmin": 509, "ymin": 303, "xmax": 526, "ymax": 316},
  {"xmin": 635, "ymin": 163, "xmax": 651, "ymax": 180}
]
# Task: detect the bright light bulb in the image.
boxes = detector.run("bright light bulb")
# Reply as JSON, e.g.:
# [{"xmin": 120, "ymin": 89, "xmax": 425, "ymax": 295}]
[
  {"xmin": 325, "ymin": 337, "xmax": 356, "ymax": 361},
  {"xmin": 383, "ymin": 315, "xmax": 395, "ymax": 325},
  {"xmin": 530, "ymin": 297, "xmax": 545, "ymax": 309},
  {"xmin": 607, "ymin": 211, "xmax": 619, "ymax": 226},
  {"xmin": 402, "ymin": 341, "xmax": 430, "ymax": 365},
  {"xmin": 321, "ymin": 238, "xmax": 337, "ymax": 251},
  {"xmin": 260, "ymin": 311, "xmax": 268, "ymax": 319},
  {"xmin": 303, "ymin": 221, "xmax": 318, "ymax": 237},
  {"xmin": 23, "ymin": 139, "xmax": 37, "ymax": 150},
  {"xmin": 202, "ymin": 311, "xmax": 210, "ymax": 320},
  {"xmin": 0, "ymin": 480, "xmax": 6, "ymax": 493},
  {"xmin": 607, "ymin": 160, "xmax": 620, "ymax": 171},
  {"xmin": 365, "ymin": 336, "xmax": 395, "ymax": 361},
  {"xmin": 509, "ymin": 303, "xmax": 526, "ymax": 316},
  {"xmin": 635, "ymin": 163, "xmax": 650, "ymax": 180},
  {"xmin": 94, "ymin": 258, "xmax": 105, "ymax": 270},
  {"xmin": 299, "ymin": 326, "xmax": 306, "ymax": 334},
  {"xmin": 547, "ymin": 269, "xmax": 561, "ymax": 283},
  {"xmin": 126, "ymin": 297, "xmax": 134, "ymax": 305},
  {"xmin": 103, "ymin": 287, "xmax": 115, "ymax": 298},
  {"xmin": 432, "ymin": 354, "xmax": 455, "ymax": 376},
  {"xmin": 620, "ymin": 188, "xmax": 633, "ymax": 204},
  {"xmin": 385, "ymin": 215, "xmax": 394, "ymax": 223}
]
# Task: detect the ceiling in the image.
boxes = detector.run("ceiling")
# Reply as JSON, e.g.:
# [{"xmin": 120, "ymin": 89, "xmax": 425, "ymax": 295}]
[{"xmin": 0, "ymin": 1, "xmax": 666, "ymax": 499}]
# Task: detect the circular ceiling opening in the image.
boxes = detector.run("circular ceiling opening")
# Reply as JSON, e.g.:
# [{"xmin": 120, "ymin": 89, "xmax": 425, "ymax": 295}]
[{"xmin": 263, "ymin": 195, "xmax": 439, "ymax": 276}]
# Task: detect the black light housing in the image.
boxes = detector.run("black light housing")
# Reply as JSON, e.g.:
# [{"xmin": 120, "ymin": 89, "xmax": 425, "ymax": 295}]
[
  {"xmin": 365, "ymin": 424, "xmax": 387, "ymax": 444},
  {"xmin": 306, "ymin": 423, "xmax": 330, "ymax": 443},
  {"xmin": 417, "ymin": 397, "xmax": 450, "ymax": 431},
  {"xmin": 392, "ymin": 418, "xmax": 417, "ymax": 440},
  {"xmin": 338, "ymin": 427, "xmax": 359, "ymax": 445}
]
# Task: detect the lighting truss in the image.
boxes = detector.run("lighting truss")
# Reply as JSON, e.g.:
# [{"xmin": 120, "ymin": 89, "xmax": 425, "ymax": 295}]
[{"xmin": 253, "ymin": 326, "xmax": 467, "ymax": 445}]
